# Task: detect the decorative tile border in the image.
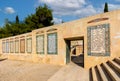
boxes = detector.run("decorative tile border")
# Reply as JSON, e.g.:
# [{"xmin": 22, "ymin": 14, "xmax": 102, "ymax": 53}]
[
  {"xmin": 36, "ymin": 35, "xmax": 44, "ymax": 54},
  {"xmin": 47, "ymin": 32, "xmax": 58, "ymax": 54},
  {"xmin": 87, "ymin": 23, "xmax": 110, "ymax": 56}
]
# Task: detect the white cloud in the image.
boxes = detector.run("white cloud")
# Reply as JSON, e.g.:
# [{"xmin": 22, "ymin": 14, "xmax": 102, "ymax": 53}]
[
  {"xmin": 40, "ymin": 0, "xmax": 86, "ymax": 9},
  {"xmin": 38, "ymin": 0, "xmax": 120, "ymax": 20},
  {"xmin": 52, "ymin": 17, "xmax": 62, "ymax": 24},
  {"xmin": 115, "ymin": 0, "xmax": 120, "ymax": 2},
  {"xmin": 4, "ymin": 7, "xmax": 15, "ymax": 14},
  {"xmin": 108, "ymin": 4, "xmax": 120, "ymax": 10},
  {"xmin": 38, "ymin": 0, "xmax": 98, "ymax": 18},
  {"xmin": 73, "ymin": 5, "xmax": 97, "ymax": 17}
]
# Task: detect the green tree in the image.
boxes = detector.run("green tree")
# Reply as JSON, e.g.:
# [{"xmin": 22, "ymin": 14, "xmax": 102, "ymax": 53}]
[
  {"xmin": 16, "ymin": 15, "xmax": 19, "ymax": 24},
  {"xmin": 25, "ymin": 4, "xmax": 53, "ymax": 29},
  {"xmin": 3, "ymin": 23, "xmax": 13, "ymax": 37},
  {"xmin": 0, "ymin": 27, "xmax": 6, "ymax": 38},
  {"xmin": 0, "ymin": 4, "xmax": 54, "ymax": 38},
  {"xmin": 104, "ymin": 2, "xmax": 109, "ymax": 13},
  {"xmin": 62, "ymin": 20, "xmax": 64, "ymax": 23}
]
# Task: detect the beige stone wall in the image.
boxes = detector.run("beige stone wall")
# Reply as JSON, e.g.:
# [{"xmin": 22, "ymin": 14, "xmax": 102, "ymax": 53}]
[
  {"xmin": 71, "ymin": 40, "xmax": 83, "ymax": 56},
  {"xmin": 84, "ymin": 10, "xmax": 120, "ymax": 69},
  {"xmin": 0, "ymin": 10, "xmax": 120, "ymax": 69},
  {"xmin": 76, "ymin": 45, "xmax": 83, "ymax": 56}
]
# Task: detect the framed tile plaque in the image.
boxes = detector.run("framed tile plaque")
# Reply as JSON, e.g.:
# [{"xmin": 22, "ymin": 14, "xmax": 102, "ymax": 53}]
[
  {"xmin": 47, "ymin": 33, "xmax": 57, "ymax": 54},
  {"xmin": 10, "ymin": 41, "xmax": 14, "ymax": 53},
  {"xmin": 27, "ymin": 38, "xmax": 32, "ymax": 53},
  {"xmin": 36, "ymin": 35, "xmax": 44, "ymax": 54},
  {"xmin": 87, "ymin": 24, "xmax": 110, "ymax": 56},
  {"xmin": 15, "ymin": 40, "xmax": 19, "ymax": 53}
]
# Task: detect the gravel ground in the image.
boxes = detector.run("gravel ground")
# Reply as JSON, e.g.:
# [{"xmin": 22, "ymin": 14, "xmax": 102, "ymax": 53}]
[{"xmin": 0, "ymin": 60, "xmax": 61, "ymax": 81}]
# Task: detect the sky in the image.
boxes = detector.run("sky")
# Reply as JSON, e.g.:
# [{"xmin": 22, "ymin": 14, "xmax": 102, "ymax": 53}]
[{"xmin": 0, "ymin": 0, "xmax": 120, "ymax": 26}]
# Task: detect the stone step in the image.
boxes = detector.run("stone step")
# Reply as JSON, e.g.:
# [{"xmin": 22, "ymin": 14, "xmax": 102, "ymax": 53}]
[
  {"xmin": 114, "ymin": 58, "xmax": 120, "ymax": 65},
  {"xmin": 97, "ymin": 65, "xmax": 108, "ymax": 81},
  {"xmin": 102, "ymin": 63, "xmax": 120, "ymax": 81},
  {"xmin": 91, "ymin": 67, "xmax": 98, "ymax": 81},
  {"xmin": 89, "ymin": 68, "xmax": 93, "ymax": 81},
  {"xmin": 101, "ymin": 64, "xmax": 113, "ymax": 81},
  {"xmin": 108, "ymin": 60, "xmax": 120, "ymax": 74}
]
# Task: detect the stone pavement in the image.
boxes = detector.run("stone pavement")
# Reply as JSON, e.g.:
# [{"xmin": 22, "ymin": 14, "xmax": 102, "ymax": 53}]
[
  {"xmin": 0, "ymin": 60, "xmax": 61, "ymax": 81},
  {"xmin": 48, "ymin": 62, "xmax": 89, "ymax": 81}
]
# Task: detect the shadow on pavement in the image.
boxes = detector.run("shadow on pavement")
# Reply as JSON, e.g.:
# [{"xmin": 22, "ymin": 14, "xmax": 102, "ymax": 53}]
[
  {"xmin": 0, "ymin": 58, "xmax": 8, "ymax": 61},
  {"xmin": 71, "ymin": 54, "xmax": 84, "ymax": 67}
]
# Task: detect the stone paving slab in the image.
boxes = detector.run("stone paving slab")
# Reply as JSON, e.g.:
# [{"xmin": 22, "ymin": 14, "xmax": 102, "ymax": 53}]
[
  {"xmin": 48, "ymin": 62, "xmax": 89, "ymax": 81},
  {"xmin": 0, "ymin": 60, "xmax": 61, "ymax": 81}
]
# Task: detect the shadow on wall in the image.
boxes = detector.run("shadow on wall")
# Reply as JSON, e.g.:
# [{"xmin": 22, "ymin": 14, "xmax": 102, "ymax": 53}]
[{"xmin": 72, "ymin": 48, "xmax": 76, "ymax": 55}]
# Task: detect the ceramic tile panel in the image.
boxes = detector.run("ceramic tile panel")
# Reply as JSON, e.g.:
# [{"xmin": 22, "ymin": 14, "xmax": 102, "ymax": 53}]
[{"xmin": 87, "ymin": 24, "xmax": 110, "ymax": 56}]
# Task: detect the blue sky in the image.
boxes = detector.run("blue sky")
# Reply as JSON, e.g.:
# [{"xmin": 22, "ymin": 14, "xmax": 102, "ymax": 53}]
[{"xmin": 0, "ymin": 0, "xmax": 120, "ymax": 26}]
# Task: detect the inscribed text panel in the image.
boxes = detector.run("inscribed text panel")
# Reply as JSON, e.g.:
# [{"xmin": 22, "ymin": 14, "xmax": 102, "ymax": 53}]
[
  {"xmin": 27, "ymin": 38, "xmax": 32, "ymax": 53},
  {"xmin": 36, "ymin": 35, "xmax": 44, "ymax": 54},
  {"xmin": 87, "ymin": 24, "xmax": 110, "ymax": 56},
  {"xmin": 47, "ymin": 33, "xmax": 57, "ymax": 54}
]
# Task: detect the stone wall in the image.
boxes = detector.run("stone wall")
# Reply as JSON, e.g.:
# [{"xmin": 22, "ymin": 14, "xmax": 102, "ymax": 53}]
[{"xmin": 0, "ymin": 10, "xmax": 120, "ymax": 69}]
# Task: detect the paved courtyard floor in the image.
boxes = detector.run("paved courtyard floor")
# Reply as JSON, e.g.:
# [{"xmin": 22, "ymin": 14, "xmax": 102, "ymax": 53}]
[{"xmin": 0, "ymin": 60, "xmax": 61, "ymax": 81}]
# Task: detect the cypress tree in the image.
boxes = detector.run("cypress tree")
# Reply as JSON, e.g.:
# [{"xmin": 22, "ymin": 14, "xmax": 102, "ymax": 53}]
[
  {"xmin": 16, "ymin": 15, "xmax": 19, "ymax": 24},
  {"xmin": 104, "ymin": 2, "xmax": 109, "ymax": 13}
]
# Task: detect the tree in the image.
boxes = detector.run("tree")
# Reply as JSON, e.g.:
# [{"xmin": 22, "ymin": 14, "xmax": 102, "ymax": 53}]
[
  {"xmin": 25, "ymin": 4, "xmax": 53, "ymax": 29},
  {"xmin": 0, "ymin": 4, "xmax": 54, "ymax": 38},
  {"xmin": 104, "ymin": 2, "xmax": 109, "ymax": 13},
  {"xmin": 0, "ymin": 27, "xmax": 6, "ymax": 38},
  {"xmin": 16, "ymin": 15, "xmax": 19, "ymax": 24},
  {"xmin": 62, "ymin": 20, "xmax": 64, "ymax": 23},
  {"xmin": 35, "ymin": 4, "xmax": 53, "ymax": 26}
]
